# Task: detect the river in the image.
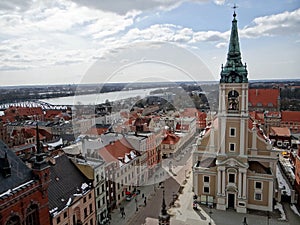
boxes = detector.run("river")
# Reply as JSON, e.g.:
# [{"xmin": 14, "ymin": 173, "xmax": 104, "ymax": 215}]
[{"xmin": 42, "ymin": 88, "xmax": 160, "ymax": 105}]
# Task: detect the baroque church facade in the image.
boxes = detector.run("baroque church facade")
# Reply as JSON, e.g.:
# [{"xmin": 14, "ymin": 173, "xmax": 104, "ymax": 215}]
[{"xmin": 193, "ymin": 11, "xmax": 278, "ymax": 213}]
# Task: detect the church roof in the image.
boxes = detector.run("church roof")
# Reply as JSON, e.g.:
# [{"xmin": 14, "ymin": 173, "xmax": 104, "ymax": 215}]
[{"xmin": 0, "ymin": 141, "xmax": 33, "ymax": 195}]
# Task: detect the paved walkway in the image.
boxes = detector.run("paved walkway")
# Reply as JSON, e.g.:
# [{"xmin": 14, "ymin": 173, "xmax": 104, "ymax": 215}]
[{"xmin": 109, "ymin": 183, "xmax": 155, "ymax": 225}]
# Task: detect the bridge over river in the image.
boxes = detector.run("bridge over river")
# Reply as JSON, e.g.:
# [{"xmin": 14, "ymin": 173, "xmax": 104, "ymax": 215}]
[{"xmin": 0, "ymin": 100, "xmax": 69, "ymax": 111}]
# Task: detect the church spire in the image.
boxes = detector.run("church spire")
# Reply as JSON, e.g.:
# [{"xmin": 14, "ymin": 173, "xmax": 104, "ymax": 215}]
[
  {"xmin": 32, "ymin": 123, "xmax": 47, "ymax": 170},
  {"xmin": 220, "ymin": 7, "xmax": 248, "ymax": 83}
]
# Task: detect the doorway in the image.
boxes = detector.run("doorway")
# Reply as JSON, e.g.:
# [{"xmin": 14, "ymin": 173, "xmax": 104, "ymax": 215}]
[{"xmin": 228, "ymin": 193, "xmax": 235, "ymax": 209}]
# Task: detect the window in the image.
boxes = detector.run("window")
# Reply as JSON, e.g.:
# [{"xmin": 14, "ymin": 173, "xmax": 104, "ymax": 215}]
[
  {"xmin": 83, "ymin": 197, "xmax": 87, "ymax": 203},
  {"xmin": 255, "ymin": 193, "xmax": 262, "ymax": 201},
  {"xmin": 7, "ymin": 215, "xmax": 21, "ymax": 225},
  {"xmin": 25, "ymin": 204, "xmax": 39, "ymax": 225},
  {"xmin": 203, "ymin": 186, "xmax": 210, "ymax": 194},
  {"xmin": 229, "ymin": 143, "xmax": 235, "ymax": 152},
  {"xmin": 98, "ymin": 200, "xmax": 101, "ymax": 209},
  {"xmin": 203, "ymin": 176, "xmax": 210, "ymax": 183},
  {"xmin": 84, "ymin": 208, "xmax": 88, "ymax": 218},
  {"xmin": 89, "ymin": 203, "xmax": 93, "ymax": 214},
  {"xmin": 64, "ymin": 212, "xmax": 67, "ymax": 219},
  {"xmin": 229, "ymin": 128, "xmax": 236, "ymax": 137},
  {"xmin": 229, "ymin": 174, "xmax": 235, "ymax": 183},
  {"xmin": 90, "ymin": 219, "xmax": 93, "ymax": 225},
  {"xmin": 56, "ymin": 216, "xmax": 61, "ymax": 224},
  {"xmin": 89, "ymin": 193, "xmax": 92, "ymax": 199},
  {"xmin": 255, "ymin": 181, "xmax": 262, "ymax": 189}
]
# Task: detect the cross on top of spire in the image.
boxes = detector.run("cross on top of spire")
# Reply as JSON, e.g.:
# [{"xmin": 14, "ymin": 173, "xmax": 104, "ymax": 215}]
[{"xmin": 232, "ymin": 4, "xmax": 238, "ymax": 18}]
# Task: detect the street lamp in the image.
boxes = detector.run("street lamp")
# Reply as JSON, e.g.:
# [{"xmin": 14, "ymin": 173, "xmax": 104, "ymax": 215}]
[
  {"xmin": 208, "ymin": 205, "xmax": 213, "ymax": 225},
  {"xmin": 267, "ymin": 211, "xmax": 270, "ymax": 225}
]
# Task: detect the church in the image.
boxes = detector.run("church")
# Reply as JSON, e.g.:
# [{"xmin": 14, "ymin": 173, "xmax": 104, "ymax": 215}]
[{"xmin": 192, "ymin": 10, "xmax": 278, "ymax": 213}]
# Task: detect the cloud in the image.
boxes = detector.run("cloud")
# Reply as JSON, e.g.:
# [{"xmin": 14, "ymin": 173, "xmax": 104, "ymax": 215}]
[
  {"xmin": 0, "ymin": 0, "xmax": 299, "ymax": 76},
  {"xmin": 0, "ymin": 0, "xmax": 33, "ymax": 11},
  {"xmin": 241, "ymin": 8, "xmax": 300, "ymax": 38},
  {"xmin": 71, "ymin": 0, "xmax": 209, "ymax": 14},
  {"xmin": 213, "ymin": 0, "xmax": 226, "ymax": 5}
]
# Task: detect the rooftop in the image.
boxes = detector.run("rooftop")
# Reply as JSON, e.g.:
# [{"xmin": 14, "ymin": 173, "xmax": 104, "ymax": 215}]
[{"xmin": 0, "ymin": 141, "xmax": 33, "ymax": 195}]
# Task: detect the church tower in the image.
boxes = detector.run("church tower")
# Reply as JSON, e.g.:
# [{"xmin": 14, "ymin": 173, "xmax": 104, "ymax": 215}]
[
  {"xmin": 216, "ymin": 8, "xmax": 249, "ymax": 213},
  {"xmin": 193, "ymin": 9, "xmax": 276, "ymax": 214}
]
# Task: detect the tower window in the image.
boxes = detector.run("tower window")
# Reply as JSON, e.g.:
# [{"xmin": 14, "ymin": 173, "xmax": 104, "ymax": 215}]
[
  {"xmin": 203, "ymin": 176, "xmax": 210, "ymax": 183},
  {"xmin": 255, "ymin": 181, "xmax": 262, "ymax": 189},
  {"xmin": 229, "ymin": 143, "xmax": 235, "ymax": 152},
  {"xmin": 229, "ymin": 128, "xmax": 236, "ymax": 137},
  {"xmin": 203, "ymin": 186, "xmax": 210, "ymax": 194},
  {"xmin": 228, "ymin": 90, "xmax": 239, "ymax": 111}
]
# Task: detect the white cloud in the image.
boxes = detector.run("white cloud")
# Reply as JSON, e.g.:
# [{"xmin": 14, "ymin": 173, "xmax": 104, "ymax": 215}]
[
  {"xmin": 215, "ymin": 42, "xmax": 227, "ymax": 48},
  {"xmin": 71, "ymin": 0, "xmax": 211, "ymax": 14},
  {"xmin": 0, "ymin": 0, "xmax": 299, "ymax": 82},
  {"xmin": 241, "ymin": 8, "xmax": 300, "ymax": 38},
  {"xmin": 213, "ymin": 0, "xmax": 226, "ymax": 5}
]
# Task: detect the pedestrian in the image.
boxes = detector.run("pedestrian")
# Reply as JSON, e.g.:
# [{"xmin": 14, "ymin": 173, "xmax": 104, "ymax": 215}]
[
  {"xmin": 243, "ymin": 217, "xmax": 248, "ymax": 225},
  {"xmin": 142, "ymin": 193, "xmax": 144, "ymax": 198},
  {"xmin": 144, "ymin": 197, "xmax": 147, "ymax": 206}
]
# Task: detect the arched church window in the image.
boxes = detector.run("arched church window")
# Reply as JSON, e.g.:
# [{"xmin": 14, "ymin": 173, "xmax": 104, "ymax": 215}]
[
  {"xmin": 6, "ymin": 215, "xmax": 21, "ymax": 225},
  {"xmin": 228, "ymin": 90, "xmax": 239, "ymax": 111},
  {"xmin": 25, "ymin": 204, "xmax": 39, "ymax": 225}
]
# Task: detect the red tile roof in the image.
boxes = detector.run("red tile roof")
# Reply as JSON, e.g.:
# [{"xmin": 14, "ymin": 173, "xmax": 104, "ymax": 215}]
[
  {"xmin": 248, "ymin": 89, "xmax": 279, "ymax": 107},
  {"xmin": 270, "ymin": 127, "xmax": 291, "ymax": 137},
  {"xmin": 98, "ymin": 138, "xmax": 135, "ymax": 163},
  {"xmin": 180, "ymin": 108, "xmax": 198, "ymax": 118},
  {"xmin": 162, "ymin": 132, "xmax": 180, "ymax": 145},
  {"xmin": 249, "ymin": 111, "xmax": 265, "ymax": 124},
  {"xmin": 281, "ymin": 111, "xmax": 300, "ymax": 122}
]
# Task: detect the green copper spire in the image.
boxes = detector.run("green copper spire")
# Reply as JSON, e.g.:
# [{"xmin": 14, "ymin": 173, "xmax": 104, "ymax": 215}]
[{"xmin": 220, "ymin": 10, "xmax": 248, "ymax": 83}]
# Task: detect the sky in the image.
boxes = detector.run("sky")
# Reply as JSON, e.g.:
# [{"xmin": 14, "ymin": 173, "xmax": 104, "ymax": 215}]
[{"xmin": 0, "ymin": 0, "xmax": 299, "ymax": 86}]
